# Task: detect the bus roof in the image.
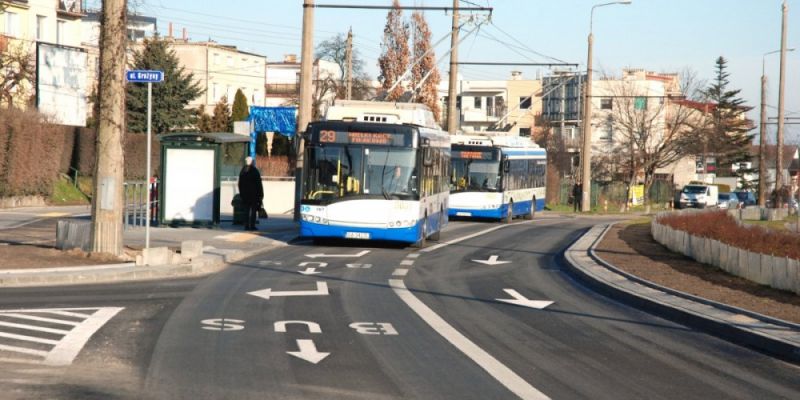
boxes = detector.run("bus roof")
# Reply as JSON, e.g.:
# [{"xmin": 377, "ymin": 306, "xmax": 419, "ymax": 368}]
[
  {"xmin": 450, "ymin": 134, "xmax": 540, "ymax": 149},
  {"xmin": 325, "ymin": 100, "xmax": 440, "ymax": 130}
]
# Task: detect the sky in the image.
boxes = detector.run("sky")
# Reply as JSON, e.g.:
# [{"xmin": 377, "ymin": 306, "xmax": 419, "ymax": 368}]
[{"xmin": 88, "ymin": 0, "xmax": 800, "ymax": 143}]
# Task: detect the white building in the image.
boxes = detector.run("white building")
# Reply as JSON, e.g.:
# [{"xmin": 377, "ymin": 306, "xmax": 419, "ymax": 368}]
[{"xmin": 265, "ymin": 54, "xmax": 341, "ymax": 117}]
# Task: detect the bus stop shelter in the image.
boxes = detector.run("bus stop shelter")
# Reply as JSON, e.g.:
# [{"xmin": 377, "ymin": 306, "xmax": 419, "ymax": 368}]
[{"xmin": 158, "ymin": 132, "xmax": 250, "ymax": 226}]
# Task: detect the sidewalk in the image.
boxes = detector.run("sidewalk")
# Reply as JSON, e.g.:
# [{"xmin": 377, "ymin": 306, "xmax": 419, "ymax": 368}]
[
  {"xmin": 0, "ymin": 210, "xmax": 299, "ymax": 287},
  {"xmin": 564, "ymin": 224, "xmax": 800, "ymax": 364}
]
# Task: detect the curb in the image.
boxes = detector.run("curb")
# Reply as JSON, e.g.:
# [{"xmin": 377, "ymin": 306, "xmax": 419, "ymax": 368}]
[
  {"xmin": 562, "ymin": 223, "xmax": 800, "ymax": 365},
  {"xmin": 0, "ymin": 237, "xmax": 293, "ymax": 288}
]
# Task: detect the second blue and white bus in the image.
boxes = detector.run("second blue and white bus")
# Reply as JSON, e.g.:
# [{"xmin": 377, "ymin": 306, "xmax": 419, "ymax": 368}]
[
  {"xmin": 449, "ymin": 134, "xmax": 546, "ymax": 222},
  {"xmin": 300, "ymin": 100, "xmax": 450, "ymax": 246}
]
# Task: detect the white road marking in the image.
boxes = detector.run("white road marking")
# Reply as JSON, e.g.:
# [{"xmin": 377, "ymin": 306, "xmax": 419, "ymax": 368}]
[
  {"xmin": 496, "ymin": 289, "xmax": 554, "ymax": 310},
  {"xmin": 305, "ymin": 250, "xmax": 370, "ymax": 259},
  {"xmin": 46, "ymin": 310, "xmax": 92, "ymax": 318},
  {"xmin": 346, "ymin": 263, "xmax": 372, "ymax": 269},
  {"xmin": 390, "ymin": 279, "xmax": 550, "ymax": 400},
  {"xmin": 45, "ymin": 307, "xmax": 123, "ymax": 366},
  {"xmin": 0, "ymin": 313, "xmax": 80, "ymax": 326},
  {"xmin": 406, "ymin": 253, "xmax": 421, "ymax": 259},
  {"xmin": 0, "ymin": 321, "xmax": 70, "ymax": 335},
  {"xmin": 0, "ymin": 344, "xmax": 48, "ymax": 358},
  {"xmin": 287, "ymin": 339, "xmax": 329, "ymax": 364},
  {"xmin": 248, "ymin": 282, "xmax": 329, "ymax": 300},
  {"xmin": 298, "ymin": 267, "xmax": 322, "ymax": 275},
  {"xmin": 472, "ymin": 255, "xmax": 511, "ymax": 266},
  {"xmin": 274, "ymin": 320, "xmax": 322, "ymax": 334},
  {"xmin": 422, "ymin": 219, "xmax": 562, "ymax": 253},
  {"xmin": 400, "ymin": 260, "xmax": 415, "ymax": 266},
  {"xmin": 201, "ymin": 318, "xmax": 245, "ymax": 331},
  {"xmin": 349, "ymin": 322, "xmax": 399, "ymax": 335},
  {"xmin": 393, "ymin": 268, "xmax": 409, "ymax": 277},
  {"xmin": 299, "ymin": 261, "xmax": 328, "ymax": 268},
  {"xmin": 0, "ymin": 331, "xmax": 59, "ymax": 345}
]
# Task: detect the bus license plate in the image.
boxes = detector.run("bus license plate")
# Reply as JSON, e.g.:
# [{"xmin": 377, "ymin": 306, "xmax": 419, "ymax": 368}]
[
  {"xmin": 456, "ymin": 212, "xmax": 472, "ymax": 217},
  {"xmin": 345, "ymin": 232, "xmax": 370, "ymax": 240}
]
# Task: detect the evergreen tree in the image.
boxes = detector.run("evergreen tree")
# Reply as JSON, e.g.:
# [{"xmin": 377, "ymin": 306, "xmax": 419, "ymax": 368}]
[
  {"xmin": 702, "ymin": 56, "xmax": 754, "ymax": 176},
  {"xmin": 127, "ymin": 36, "xmax": 202, "ymax": 134},
  {"xmin": 210, "ymin": 96, "xmax": 232, "ymax": 132},
  {"xmin": 411, "ymin": 11, "xmax": 441, "ymax": 122},
  {"xmin": 232, "ymin": 89, "xmax": 250, "ymax": 121},
  {"xmin": 377, "ymin": 0, "xmax": 410, "ymax": 101},
  {"xmin": 195, "ymin": 104, "xmax": 213, "ymax": 133}
]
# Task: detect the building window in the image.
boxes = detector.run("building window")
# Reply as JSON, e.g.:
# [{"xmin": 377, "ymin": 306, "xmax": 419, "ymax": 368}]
[
  {"xmin": 474, "ymin": 97, "xmax": 482, "ymax": 109},
  {"xmin": 519, "ymin": 128, "xmax": 531, "ymax": 137},
  {"xmin": 212, "ymin": 83, "xmax": 218, "ymax": 101},
  {"xmin": 56, "ymin": 20, "xmax": 66, "ymax": 44},
  {"xmin": 213, "ymin": 53, "xmax": 220, "ymax": 65},
  {"xmin": 600, "ymin": 98, "xmax": 612, "ymax": 110},
  {"xmin": 5, "ymin": 12, "xmax": 20, "ymax": 37},
  {"xmin": 36, "ymin": 15, "xmax": 46, "ymax": 41},
  {"xmin": 634, "ymin": 97, "xmax": 647, "ymax": 110},
  {"xmin": 519, "ymin": 97, "xmax": 531, "ymax": 109}
]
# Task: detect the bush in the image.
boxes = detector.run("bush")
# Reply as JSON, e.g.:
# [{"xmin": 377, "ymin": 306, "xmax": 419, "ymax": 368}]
[
  {"xmin": 256, "ymin": 155, "xmax": 292, "ymax": 177},
  {"xmin": 74, "ymin": 127, "xmax": 97, "ymax": 176},
  {"xmin": 658, "ymin": 211, "xmax": 800, "ymax": 260},
  {"xmin": 124, "ymin": 133, "xmax": 160, "ymax": 180}
]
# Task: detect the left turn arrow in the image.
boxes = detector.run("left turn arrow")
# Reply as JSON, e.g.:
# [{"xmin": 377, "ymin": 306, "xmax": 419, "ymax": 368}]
[{"xmin": 248, "ymin": 282, "xmax": 329, "ymax": 300}]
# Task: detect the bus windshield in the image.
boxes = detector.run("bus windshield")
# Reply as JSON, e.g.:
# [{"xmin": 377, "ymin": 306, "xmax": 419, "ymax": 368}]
[
  {"xmin": 450, "ymin": 158, "xmax": 501, "ymax": 192},
  {"xmin": 303, "ymin": 144, "xmax": 418, "ymax": 204}
]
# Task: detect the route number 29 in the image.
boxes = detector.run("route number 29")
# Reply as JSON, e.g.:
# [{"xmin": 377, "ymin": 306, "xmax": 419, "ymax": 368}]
[{"xmin": 320, "ymin": 130, "xmax": 336, "ymax": 142}]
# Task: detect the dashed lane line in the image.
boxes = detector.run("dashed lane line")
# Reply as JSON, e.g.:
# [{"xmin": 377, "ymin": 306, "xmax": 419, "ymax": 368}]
[
  {"xmin": 400, "ymin": 260, "xmax": 415, "ymax": 266},
  {"xmin": 392, "ymin": 269, "xmax": 409, "ymax": 277},
  {"xmin": 421, "ymin": 219, "xmax": 564, "ymax": 253}
]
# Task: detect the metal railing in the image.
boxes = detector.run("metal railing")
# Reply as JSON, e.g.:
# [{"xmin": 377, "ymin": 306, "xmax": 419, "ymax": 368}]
[{"xmin": 123, "ymin": 181, "xmax": 157, "ymax": 230}]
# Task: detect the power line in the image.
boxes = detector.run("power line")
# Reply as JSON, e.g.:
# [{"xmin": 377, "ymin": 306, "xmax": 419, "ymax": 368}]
[{"xmin": 488, "ymin": 21, "xmax": 568, "ymax": 65}]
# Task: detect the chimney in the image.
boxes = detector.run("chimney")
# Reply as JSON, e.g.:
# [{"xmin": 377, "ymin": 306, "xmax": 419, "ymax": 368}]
[
  {"xmin": 511, "ymin": 71, "xmax": 522, "ymax": 80},
  {"xmin": 168, "ymin": 22, "xmax": 173, "ymax": 38},
  {"xmin": 284, "ymin": 54, "xmax": 297, "ymax": 63},
  {"xmin": 182, "ymin": 28, "xmax": 187, "ymax": 41}
]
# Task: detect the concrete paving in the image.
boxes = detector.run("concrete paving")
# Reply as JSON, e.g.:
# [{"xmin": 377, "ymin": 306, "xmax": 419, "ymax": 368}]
[
  {"xmin": 564, "ymin": 224, "xmax": 800, "ymax": 364},
  {"xmin": 0, "ymin": 206, "xmax": 299, "ymax": 287}
]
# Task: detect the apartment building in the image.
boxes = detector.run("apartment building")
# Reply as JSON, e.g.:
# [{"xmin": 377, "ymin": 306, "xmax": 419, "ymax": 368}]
[
  {"xmin": 438, "ymin": 71, "xmax": 540, "ymax": 136},
  {"xmin": 265, "ymin": 54, "xmax": 341, "ymax": 117}
]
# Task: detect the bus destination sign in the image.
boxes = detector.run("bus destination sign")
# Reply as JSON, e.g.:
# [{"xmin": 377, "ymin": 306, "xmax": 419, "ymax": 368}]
[
  {"xmin": 317, "ymin": 130, "xmax": 411, "ymax": 146},
  {"xmin": 452, "ymin": 150, "xmax": 493, "ymax": 160}
]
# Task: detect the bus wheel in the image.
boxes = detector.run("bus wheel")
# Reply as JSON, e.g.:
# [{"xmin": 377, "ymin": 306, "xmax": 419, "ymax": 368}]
[
  {"xmin": 524, "ymin": 197, "xmax": 536, "ymax": 220},
  {"xmin": 505, "ymin": 201, "xmax": 514, "ymax": 224},
  {"xmin": 429, "ymin": 209, "xmax": 442, "ymax": 241},
  {"xmin": 413, "ymin": 215, "xmax": 427, "ymax": 248}
]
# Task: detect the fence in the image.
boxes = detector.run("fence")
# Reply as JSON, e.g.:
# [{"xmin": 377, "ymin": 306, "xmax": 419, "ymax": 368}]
[
  {"xmin": 651, "ymin": 210, "xmax": 800, "ymax": 295},
  {"xmin": 123, "ymin": 181, "xmax": 157, "ymax": 229},
  {"xmin": 554, "ymin": 180, "xmax": 675, "ymax": 209}
]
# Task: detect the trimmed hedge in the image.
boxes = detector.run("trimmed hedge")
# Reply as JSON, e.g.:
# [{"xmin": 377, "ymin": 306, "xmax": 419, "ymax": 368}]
[{"xmin": 657, "ymin": 210, "xmax": 800, "ymax": 261}]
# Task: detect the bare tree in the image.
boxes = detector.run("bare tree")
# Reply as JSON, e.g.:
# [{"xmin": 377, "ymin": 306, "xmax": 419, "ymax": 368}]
[
  {"xmin": 600, "ymin": 70, "xmax": 704, "ymax": 211},
  {"xmin": 315, "ymin": 33, "xmax": 372, "ymax": 100},
  {"xmin": 377, "ymin": 0, "xmax": 410, "ymax": 101},
  {"xmin": 411, "ymin": 11, "xmax": 441, "ymax": 122},
  {"xmin": 0, "ymin": 41, "xmax": 35, "ymax": 110}
]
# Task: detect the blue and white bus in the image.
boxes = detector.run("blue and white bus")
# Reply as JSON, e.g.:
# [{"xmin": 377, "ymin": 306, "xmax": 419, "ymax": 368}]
[
  {"xmin": 300, "ymin": 100, "xmax": 450, "ymax": 245},
  {"xmin": 448, "ymin": 134, "xmax": 546, "ymax": 222}
]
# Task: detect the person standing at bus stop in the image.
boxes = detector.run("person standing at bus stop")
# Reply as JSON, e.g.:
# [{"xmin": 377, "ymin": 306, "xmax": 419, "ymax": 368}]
[
  {"xmin": 238, "ymin": 156, "xmax": 264, "ymax": 231},
  {"xmin": 573, "ymin": 182, "xmax": 582, "ymax": 212}
]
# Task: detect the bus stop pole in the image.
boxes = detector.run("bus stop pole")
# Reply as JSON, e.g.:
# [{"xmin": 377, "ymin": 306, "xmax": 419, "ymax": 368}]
[{"xmin": 145, "ymin": 82, "xmax": 152, "ymax": 250}]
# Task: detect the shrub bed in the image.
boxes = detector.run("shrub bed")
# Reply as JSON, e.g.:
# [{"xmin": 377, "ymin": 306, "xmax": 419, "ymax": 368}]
[{"xmin": 657, "ymin": 210, "xmax": 800, "ymax": 260}]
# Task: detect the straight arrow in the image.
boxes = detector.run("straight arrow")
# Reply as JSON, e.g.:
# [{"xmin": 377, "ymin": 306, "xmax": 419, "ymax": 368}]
[
  {"xmin": 496, "ymin": 289, "xmax": 553, "ymax": 310},
  {"xmin": 248, "ymin": 282, "xmax": 329, "ymax": 300},
  {"xmin": 299, "ymin": 267, "xmax": 321, "ymax": 275},
  {"xmin": 287, "ymin": 339, "xmax": 329, "ymax": 364},
  {"xmin": 472, "ymin": 255, "xmax": 511, "ymax": 266},
  {"xmin": 306, "ymin": 250, "xmax": 370, "ymax": 259}
]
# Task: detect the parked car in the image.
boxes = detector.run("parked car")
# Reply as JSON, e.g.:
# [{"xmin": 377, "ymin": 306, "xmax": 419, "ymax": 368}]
[
  {"xmin": 717, "ymin": 192, "xmax": 739, "ymax": 210},
  {"xmin": 733, "ymin": 191, "xmax": 757, "ymax": 207},
  {"xmin": 679, "ymin": 184, "xmax": 719, "ymax": 209}
]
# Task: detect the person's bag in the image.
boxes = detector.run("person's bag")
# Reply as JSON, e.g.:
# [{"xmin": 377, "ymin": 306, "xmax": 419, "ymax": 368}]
[{"xmin": 258, "ymin": 206, "xmax": 269, "ymax": 219}]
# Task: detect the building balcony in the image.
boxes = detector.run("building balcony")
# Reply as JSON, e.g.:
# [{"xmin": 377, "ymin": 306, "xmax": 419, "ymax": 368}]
[
  {"xmin": 58, "ymin": 0, "xmax": 86, "ymax": 18},
  {"xmin": 461, "ymin": 106, "xmax": 506, "ymax": 123},
  {"xmin": 266, "ymin": 83, "xmax": 299, "ymax": 96}
]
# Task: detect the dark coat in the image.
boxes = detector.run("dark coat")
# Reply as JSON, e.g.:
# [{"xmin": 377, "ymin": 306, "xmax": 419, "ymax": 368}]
[{"xmin": 238, "ymin": 165, "xmax": 264, "ymax": 206}]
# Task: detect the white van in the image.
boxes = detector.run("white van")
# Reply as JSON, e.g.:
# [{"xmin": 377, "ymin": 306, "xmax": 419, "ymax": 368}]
[{"xmin": 679, "ymin": 184, "xmax": 719, "ymax": 209}]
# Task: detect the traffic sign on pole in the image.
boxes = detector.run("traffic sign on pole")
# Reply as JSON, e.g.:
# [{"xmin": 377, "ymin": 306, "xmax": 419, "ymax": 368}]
[
  {"xmin": 125, "ymin": 70, "xmax": 164, "ymax": 254},
  {"xmin": 126, "ymin": 70, "xmax": 164, "ymax": 83}
]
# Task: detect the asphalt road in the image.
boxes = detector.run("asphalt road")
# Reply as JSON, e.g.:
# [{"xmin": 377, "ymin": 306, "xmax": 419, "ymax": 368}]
[{"xmin": 1, "ymin": 216, "xmax": 799, "ymax": 399}]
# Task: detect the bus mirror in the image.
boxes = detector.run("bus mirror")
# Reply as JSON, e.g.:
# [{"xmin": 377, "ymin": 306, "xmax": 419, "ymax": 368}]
[
  {"xmin": 423, "ymin": 148, "xmax": 433, "ymax": 166},
  {"xmin": 503, "ymin": 160, "xmax": 510, "ymax": 173}
]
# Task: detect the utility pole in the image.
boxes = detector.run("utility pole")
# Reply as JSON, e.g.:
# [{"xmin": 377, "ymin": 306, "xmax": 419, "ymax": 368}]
[
  {"xmin": 446, "ymin": 0, "xmax": 459, "ymax": 134},
  {"xmin": 580, "ymin": 31, "xmax": 593, "ymax": 212},
  {"xmin": 91, "ymin": 0, "xmax": 127, "ymax": 255},
  {"xmin": 759, "ymin": 63, "xmax": 768, "ymax": 207},
  {"xmin": 295, "ymin": 0, "xmax": 314, "ymax": 221},
  {"xmin": 346, "ymin": 27, "xmax": 353, "ymax": 100},
  {"xmin": 776, "ymin": 0, "xmax": 788, "ymax": 208}
]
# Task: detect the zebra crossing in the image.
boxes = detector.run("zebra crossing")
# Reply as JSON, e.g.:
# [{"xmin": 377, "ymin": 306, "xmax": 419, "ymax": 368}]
[{"xmin": 0, "ymin": 307, "xmax": 123, "ymax": 366}]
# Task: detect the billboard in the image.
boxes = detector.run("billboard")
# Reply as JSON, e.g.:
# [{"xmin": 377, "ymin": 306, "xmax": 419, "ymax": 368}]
[{"xmin": 36, "ymin": 42, "xmax": 87, "ymax": 127}]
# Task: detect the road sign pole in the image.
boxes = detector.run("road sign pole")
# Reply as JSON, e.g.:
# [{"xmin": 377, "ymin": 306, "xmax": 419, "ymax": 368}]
[{"xmin": 145, "ymin": 82, "xmax": 152, "ymax": 251}]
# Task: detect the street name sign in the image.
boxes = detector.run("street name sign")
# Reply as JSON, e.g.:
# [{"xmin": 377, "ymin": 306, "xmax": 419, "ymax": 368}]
[{"xmin": 126, "ymin": 70, "xmax": 164, "ymax": 83}]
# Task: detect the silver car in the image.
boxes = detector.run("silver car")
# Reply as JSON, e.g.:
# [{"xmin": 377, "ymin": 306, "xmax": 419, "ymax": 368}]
[{"xmin": 717, "ymin": 192, "xmax": 739, "ymax": 210}]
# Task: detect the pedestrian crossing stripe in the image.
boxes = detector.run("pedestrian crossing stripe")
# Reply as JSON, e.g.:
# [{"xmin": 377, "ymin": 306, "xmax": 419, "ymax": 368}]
[{"xmin": 0, "ymin": 307, "xmax": 123, "ymax": 366}]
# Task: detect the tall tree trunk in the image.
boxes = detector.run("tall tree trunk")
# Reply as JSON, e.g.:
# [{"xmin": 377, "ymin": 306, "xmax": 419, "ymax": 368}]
[{"xmin": 91, "ymin": 0, "xmax": 127, "ymax": 255}]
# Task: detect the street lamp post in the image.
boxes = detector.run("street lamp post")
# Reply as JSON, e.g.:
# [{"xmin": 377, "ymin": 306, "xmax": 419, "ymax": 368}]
[
  {"xmin": 760, "ymin": 48, "xmax": 794, "ymax": 207},
  {"xmin": 580, "ymin": 0, "xmax": 631, "ymax": 212}
]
